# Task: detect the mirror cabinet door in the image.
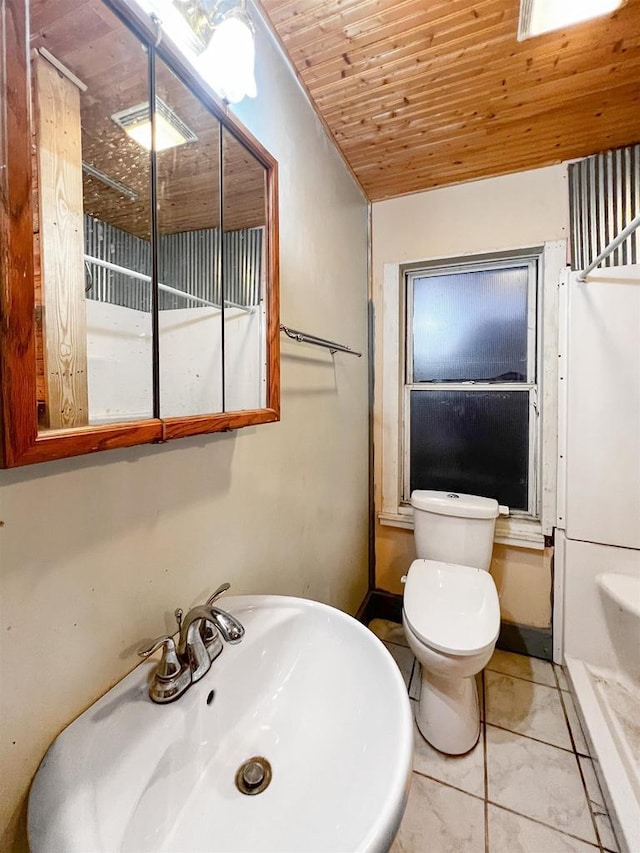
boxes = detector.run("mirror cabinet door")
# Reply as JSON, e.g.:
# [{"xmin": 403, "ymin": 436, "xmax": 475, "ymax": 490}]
[
  {"xmin": 154, "ymin": 57, "xmax": 223, "ymax": 419},
  {"xmin": 30, "ymin": 0, "xmax": 153, "ymax": 431},
  {"xmin": 222, "ymin": 128, "xmax": 269, "ymax": 412},
  {"xmin": 0, "ymin": 0, "xmax": 278, "ymax": 466}
]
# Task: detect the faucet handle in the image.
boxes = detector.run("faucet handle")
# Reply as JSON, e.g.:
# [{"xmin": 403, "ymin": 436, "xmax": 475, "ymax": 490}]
[
  {"xmin": 138, "ymin": 635, "xmax": 181, "ymax": 680},
  {"xmin": 174, "ymin": 608, "xmax": 184, "ymax": 634},
  {"xmin": 138, "ymin": 635, "xmax": 191, "ymax": 704},
  {"xmin": 205, "ymin": 582, "xmax": 231, "ymax": 606},
  {"xmin": 200, "ymin": 589, "xmax": 227, "ymax": 658}
]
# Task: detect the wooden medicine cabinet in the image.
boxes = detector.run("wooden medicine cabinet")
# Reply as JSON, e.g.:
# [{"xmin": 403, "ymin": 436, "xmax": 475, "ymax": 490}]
[{"xmin": 0, "ymin": 0, "xmax": 279, "ymax": 467}]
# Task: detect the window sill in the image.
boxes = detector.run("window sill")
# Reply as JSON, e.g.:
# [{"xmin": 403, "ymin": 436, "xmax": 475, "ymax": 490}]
[{"xmin": 377, "ymin": 510, "xmax": 546, "ymax": 550}]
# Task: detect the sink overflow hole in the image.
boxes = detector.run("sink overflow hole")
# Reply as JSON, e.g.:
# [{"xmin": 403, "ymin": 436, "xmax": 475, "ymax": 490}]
[
  {"xmin": 235, "ymin": 756, "xmax": 272, "ymax": 795},
  {"xmin": 206, "ymin": 690, "xmax": 215, "ymax": 705}
]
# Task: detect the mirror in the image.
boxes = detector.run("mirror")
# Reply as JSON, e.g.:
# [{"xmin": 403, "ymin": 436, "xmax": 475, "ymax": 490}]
[
  {"xmin": 31, "ymin": 0, "xmax": 154, "ymax": 429},
  {"xmin": 2, "ymin": 0, "xmax": 278, "ymax": 466},
  {"xmin": 222, "ymin": 127, "xmax": 268, "ymax": 411},
  {"xmin": 155, "ymin": 56, "xmax": 223, "ymax": 418}
]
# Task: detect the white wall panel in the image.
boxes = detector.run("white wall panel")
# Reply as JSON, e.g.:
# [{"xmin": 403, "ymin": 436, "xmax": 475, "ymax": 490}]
[
  {"xmin": 564, "ymin": 266, "xmax": 640, "ymax": 548},
  {"xmin": 562, "ymin": 532, "xmax": 640, "ymax": 675},
  {"xmin": 86, "ymin": 300, "xmax": 153, "ymax": 422}
]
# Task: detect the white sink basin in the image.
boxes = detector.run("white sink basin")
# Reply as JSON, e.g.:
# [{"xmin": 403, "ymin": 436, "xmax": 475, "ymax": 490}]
[{"xmin": 28, "ymin": 595, "xmax": 413, "ymax": 852}]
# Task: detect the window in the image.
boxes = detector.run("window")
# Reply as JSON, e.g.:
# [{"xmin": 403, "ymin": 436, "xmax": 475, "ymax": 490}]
[
  {"xmin": 379, "ymin": 243, "xmax": 566, "ymax": 548},
  {"xmin": 404, "ymin": 258, "xmax": 538, "ymax": 514}
]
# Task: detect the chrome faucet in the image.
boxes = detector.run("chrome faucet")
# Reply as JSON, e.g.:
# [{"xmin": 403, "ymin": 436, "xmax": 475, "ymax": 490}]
[
  {"xmin": 178, "ymin": 605, "xmax": 223, "ymax": 682},
  {"xmin": 204, "ymin": 582, "xmax": 245, "ymax": 644},
  {"xmin": 138, "ymin": 582, "xmax": 244, "ymax": 704}
]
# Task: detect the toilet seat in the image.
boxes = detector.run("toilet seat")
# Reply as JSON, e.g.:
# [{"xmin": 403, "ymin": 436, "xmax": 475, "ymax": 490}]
[{"xmin": 403, "ymin": 559, "xmax": 500, "ymax": 656}]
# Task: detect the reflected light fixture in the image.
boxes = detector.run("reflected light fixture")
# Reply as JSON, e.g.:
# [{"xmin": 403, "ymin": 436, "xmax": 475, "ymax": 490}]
[
  {"xmin": 111, "ymin": 98, "xmax": 198, "ymax": 151},
  {"xmin": 518, "ymin": 0, "xmax": 625, "ymax": 39},
  {"xmin": 173, "ymin": 0, "xmax": 256, "ymax": 103}
]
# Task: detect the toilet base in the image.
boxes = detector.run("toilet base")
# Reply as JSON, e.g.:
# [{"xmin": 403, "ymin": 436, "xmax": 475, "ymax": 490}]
[{"xmin": 415, "ymin": 669, "xmax": 480, "ymax": 755}]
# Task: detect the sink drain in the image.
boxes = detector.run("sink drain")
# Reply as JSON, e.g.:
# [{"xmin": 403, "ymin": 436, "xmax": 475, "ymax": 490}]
[{"xmin": 235, "ymin": 756, "xmax": 272, "ymax": 795}]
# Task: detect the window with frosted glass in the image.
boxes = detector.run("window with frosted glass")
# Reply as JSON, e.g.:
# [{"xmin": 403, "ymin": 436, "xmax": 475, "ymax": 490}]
[
  {"xmin": 405, "ymin": 258, "xmax": 538, "ymax": 515},
  {"xmin": 411, "ymin": 266, "xmax": 531, "ymax": 383},
  {"xmin": 409, "ymin": 389, "xmax": 530, "ymax": 510}
]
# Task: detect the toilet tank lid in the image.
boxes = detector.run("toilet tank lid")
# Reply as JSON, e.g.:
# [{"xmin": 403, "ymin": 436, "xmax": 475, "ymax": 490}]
[{"xmin": 410, "ymin": 490, "xmax": 502, "ymax": 520}]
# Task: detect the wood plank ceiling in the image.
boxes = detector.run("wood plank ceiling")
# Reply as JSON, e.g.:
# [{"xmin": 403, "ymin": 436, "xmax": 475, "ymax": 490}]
[{"xmin": 258, "ymin": 0, "xmax": 640, "ymax": 200}]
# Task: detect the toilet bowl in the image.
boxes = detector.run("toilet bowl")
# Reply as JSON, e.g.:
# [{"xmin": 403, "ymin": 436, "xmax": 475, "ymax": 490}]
[
  {"xmin": 402, "ymin": 490, "xmax": 506, "ymax": 755},
  {"xmin": 403, "ymin": 558, "xmax": 500, "ymax": 754}
]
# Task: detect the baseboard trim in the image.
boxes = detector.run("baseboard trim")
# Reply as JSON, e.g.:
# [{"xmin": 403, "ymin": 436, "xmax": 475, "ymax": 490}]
[
  {"xmin": 356, "ymin": 589, "xmax": 552, "ymax": 662},
  {"xmin": 497, "ymin": 622, "xmax": 553, "ymax": 662},
  {"xmin": 356, "ymin": 589, "xmax": 402, "ymax": 625}
]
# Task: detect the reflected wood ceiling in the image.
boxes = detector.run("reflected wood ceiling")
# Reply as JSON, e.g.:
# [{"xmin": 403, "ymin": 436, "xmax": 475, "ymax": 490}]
[
  {"xmin": 30, "ymin": 0, "xmax": 266, "ymax": 237},
  {"xmin": 258, "ymin": 0, "xmax": 640, "ymax": 200}
]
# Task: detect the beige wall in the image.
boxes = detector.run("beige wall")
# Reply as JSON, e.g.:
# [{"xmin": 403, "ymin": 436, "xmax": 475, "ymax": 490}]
[
  {"xmin": 371, "ymin": 165, "xmax": 569, "ymax": 627},
  {"xmin": 375, "ymin": 525, "xmax": 552, "ymax": 630},
  {"xmin": 0, "ymin": 11, "xmax": 369, "ymax": 852}
]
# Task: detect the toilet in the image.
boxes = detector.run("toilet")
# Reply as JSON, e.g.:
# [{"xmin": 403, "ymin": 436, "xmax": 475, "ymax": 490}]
[{"xmin": 402, "ymin": 490, "xmax": 507, "ymax": 755}]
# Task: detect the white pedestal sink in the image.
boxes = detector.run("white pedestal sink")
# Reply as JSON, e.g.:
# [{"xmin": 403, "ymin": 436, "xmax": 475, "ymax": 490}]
[{"xmin": 28, "ymin": 596, "xmax": 413, "ymax": 852}]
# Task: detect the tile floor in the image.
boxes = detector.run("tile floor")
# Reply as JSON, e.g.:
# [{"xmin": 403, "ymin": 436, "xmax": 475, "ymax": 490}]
[{"xmin": 368, "ymin": 619, "xmax": 620, "ymax": 853}]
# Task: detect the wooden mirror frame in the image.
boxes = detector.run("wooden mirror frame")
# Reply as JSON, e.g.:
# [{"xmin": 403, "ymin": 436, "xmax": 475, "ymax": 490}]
[{"xmin": 0, "ymin": 0, "xmax": 279, "ymax": 468}]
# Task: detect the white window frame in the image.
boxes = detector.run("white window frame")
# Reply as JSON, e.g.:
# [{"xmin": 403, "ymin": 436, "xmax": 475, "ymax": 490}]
[
  {"xmin": 378, "ymin": 241, "xmax": 567, "ymax": 549},
  {"xmin": 403, "ymin": 257, "xmax": 539, "ymax": 515}
]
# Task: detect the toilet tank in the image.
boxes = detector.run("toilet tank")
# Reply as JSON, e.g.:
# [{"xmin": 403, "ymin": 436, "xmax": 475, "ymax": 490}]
[{"xmin": 411, "ymin": 490, "xmax": 505, "ymax": 570}]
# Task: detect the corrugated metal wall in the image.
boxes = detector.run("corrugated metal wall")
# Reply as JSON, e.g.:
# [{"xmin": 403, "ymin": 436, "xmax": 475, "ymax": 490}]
[
  {"xmin": 84, "ymin": 215, "xmax": 263, "ymax": 310},
  {"xmin": 222, "ymin": 229, "xmax": 263, "ymax": 308},
  {"xmin": 569, "ymin": 144, "xmax": 640, "ymax": 271},
  {"xmin": 85, "ymin": 216, "xmax": 152, "ymax": 311},
  {"xmin": 158, "ymin": 228, "xmax": 222, "ymax": 311}
]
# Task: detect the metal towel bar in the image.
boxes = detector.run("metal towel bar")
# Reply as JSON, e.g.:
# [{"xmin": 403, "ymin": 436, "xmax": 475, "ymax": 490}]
[
  {"xmin": 83, "ymin": 254, "xmax": 253, "ymax": 312},
  {"xmin": 280, "ymin": 324, "xmax": 362, "ymax": 357},
  {"xmin": 577, "ymin": 212, "xmax": 640, "ymax": 282}
]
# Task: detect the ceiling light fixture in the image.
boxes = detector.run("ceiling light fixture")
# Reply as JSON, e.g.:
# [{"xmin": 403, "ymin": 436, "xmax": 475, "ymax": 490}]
[
  {"xmin": 173, "ymin": 0, "xmax": 257, "ymax": 104},
  {"xmin": 518, "ymin": 0, "xmax": 625, "ymax": 40},
  {"xmin": 111, "ymin": 98, "xmax": 198, "ymax": 151}
]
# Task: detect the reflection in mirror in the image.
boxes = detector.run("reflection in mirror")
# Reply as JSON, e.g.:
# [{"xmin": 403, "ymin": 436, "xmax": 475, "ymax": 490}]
[
  {"xmin": 30, "ymin": 0, "xmax": 153, "ymax": 430},
  {"xmin": 222, "ymin": 128, "xmax": 268, "ymax": 411},
  {"xmin": 155, "ymin": 57, "xmax": 223, "ymax": 419}
]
